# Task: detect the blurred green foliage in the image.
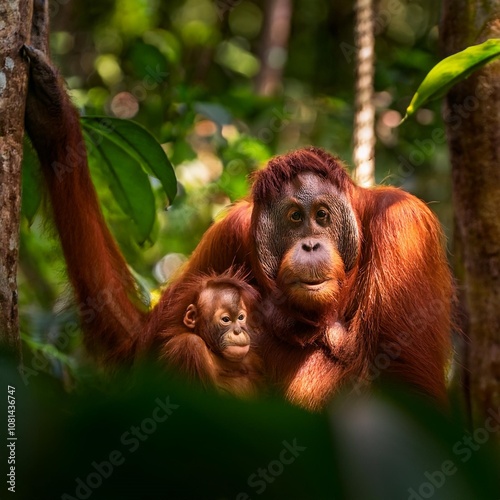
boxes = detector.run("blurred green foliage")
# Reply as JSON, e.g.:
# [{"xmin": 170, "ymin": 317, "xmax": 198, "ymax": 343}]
[
  {"xmin": 1, "ymin": 352, "xmax": 499, "ymax": 499},
  {"xmin": 18, "ymin": 0, "xmax": 453, "ymax": 389}
]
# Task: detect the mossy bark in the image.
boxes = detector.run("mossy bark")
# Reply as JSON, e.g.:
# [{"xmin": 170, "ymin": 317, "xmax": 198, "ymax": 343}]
[
  {"xmin": 441, "ymin": 1, "xmax": 500, "ymax": 422},
  {"xmin": 0, "ymin": 0, "xmax": 34, "ymax": 354}
]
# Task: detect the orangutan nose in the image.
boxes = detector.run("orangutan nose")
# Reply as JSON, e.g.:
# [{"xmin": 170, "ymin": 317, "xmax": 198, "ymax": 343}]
[{"xmin": 302, "ymin": 240, "xmax": 321, "ymax": 252}]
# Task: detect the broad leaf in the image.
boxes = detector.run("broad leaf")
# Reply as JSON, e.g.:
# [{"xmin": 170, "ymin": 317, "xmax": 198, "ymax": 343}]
[
  {"xmin": 82, "ymin": 127, "xmax": 156, "ymax": 245},
  {"xmin": 81, "ymin": 117, "xmax": 177, "ymax": 205},
  {"xmin": 82, "ymin": 117, "xmax": 177, "ymax": 244},
  {"xmin": 21, "ymin": 118, "xmax": 176, "ymax": 243},
  {"xmin": 402, "ymin": 38, "xmax": 500, "ymax": 122}
]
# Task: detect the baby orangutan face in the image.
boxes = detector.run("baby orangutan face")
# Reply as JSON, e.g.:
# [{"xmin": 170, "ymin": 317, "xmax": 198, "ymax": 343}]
[{"xmin": 183, "ymin": 285, "xmax": 252, "ymax": 362}]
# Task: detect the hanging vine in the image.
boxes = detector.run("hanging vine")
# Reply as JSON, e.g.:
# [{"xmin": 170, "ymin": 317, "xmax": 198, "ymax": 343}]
[{"xmin": 353, "ymin": 0, "xmax": 376, "ymax": 187}]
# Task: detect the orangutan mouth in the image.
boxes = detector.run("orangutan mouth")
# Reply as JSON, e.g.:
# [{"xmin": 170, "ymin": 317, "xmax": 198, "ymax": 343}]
[{"xmin": 298, "ymin": 279, "xmax": 330, "ymax": 291}]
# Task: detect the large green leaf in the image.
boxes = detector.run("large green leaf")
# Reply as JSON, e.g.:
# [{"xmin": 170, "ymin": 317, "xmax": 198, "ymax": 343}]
[
  {"xmin": 81, "ymin": 117, "xmax": 177, "ymax": 205},
  {"xmin": 82, "ymin": 117, "xmax": 177, "ymax": 244},
  {"xmin": 82, "ymin": 129, "xmax": 154, "ymax": 245},
  {"xmin": 21, "ymin": 137, "xmax": 42, "ymax": 224},
  {"xmin": 21, "ymin": 118, "xmax": 176, "ymax": 242},
  {"xmin": 402, "ymin": 38, "xmax": 500, "ymax": 123}
]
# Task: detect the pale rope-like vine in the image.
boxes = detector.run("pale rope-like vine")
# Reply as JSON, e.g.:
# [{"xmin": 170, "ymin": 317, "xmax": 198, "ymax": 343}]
[{"xmin": 353, "ymin": 0, "xmax": 376, "ymax": 187}]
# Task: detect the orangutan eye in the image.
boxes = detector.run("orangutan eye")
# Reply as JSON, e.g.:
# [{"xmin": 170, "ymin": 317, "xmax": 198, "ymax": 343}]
[
  {"xmin": 317, "ymin": 209, "xmax": 327, "ymax": 219},
  {"xmin": 238, "ymin": 314, "xmax": 245, "ymax": 321},
  {"xmin": 290, "ymin": 211, "xmax": 302, "ymax": 222},
  {"xmin": 221, "ymin": 316, "xmax": 231, "ymax": 323}
]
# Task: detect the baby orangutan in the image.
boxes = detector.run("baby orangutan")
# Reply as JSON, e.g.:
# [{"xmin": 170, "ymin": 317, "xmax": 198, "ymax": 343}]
[{"xmin": 159, "ymin": 270, "xmax": 264, "ymax": 397}]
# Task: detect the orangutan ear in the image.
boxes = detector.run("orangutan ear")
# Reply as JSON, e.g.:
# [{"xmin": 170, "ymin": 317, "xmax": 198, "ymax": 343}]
[{"xmin": 183, "ymin": 304, "xmax": 197, "ymax": 329}]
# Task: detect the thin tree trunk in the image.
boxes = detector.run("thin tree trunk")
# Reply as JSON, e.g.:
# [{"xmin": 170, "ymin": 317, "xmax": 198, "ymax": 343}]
[
  {"xmin": 441, "ymin": 2, "xmax": 500, "ymax": 423},
  {"xmin": 0, "ymin": 0, "xmax": 34, "ymax": 355},
  {"xmin": 254, "ymin": 0, "xmax": 292, "ymax": 96},
  {"xmin": 353, "ymin": 0, "xmax": 375, "ymax": 187}
]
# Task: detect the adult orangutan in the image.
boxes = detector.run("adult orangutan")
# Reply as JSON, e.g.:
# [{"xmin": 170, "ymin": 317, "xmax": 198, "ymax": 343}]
[
  {"xmin": 24, "ymin": 38, "xmax": 452, "ymax": 410},
  {"xmin": 169, "ymin": 153, "xmax": 453, "ymax": 410}
]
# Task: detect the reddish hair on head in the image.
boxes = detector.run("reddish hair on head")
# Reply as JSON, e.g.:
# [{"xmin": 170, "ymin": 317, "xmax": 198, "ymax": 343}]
[{"xmin": 251, "ymin": 147, "xmax": 355, "ymax": 205}]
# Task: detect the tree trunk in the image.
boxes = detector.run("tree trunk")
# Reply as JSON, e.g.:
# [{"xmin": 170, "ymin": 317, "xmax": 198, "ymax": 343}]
[
  {"xmin": 441, "ymin": 2, "xmax": 500, "ymax": 423},
  {"xmin": 254, "ymin": 0, "xmax": 292, "ymax": 96},
  {"xmin": 0, "ymin": 0, "xmax": 34, "ymax": 355}
]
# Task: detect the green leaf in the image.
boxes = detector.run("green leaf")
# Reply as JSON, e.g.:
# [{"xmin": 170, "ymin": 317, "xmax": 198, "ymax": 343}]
[
  {"xmin": 402, "ymin": 38, "xmax": 500, "ymax": 123},
  {"xmin": 81, "ymin": 117, "xmax": 177, "ymax": 244},
  {"xmin": 127, "ymin": 40, "xmax": 169, "ymax": 81},
  {"xmin": 81, "ymin": 117, "xmax": 177, "ymax": 205},
  {"xmin": 82, "ymin": 126, "xmax": 155, "ymax": 245},
  {"xmin": 21, "ymin": 137, "xmax": 42, "ymax": 224}
]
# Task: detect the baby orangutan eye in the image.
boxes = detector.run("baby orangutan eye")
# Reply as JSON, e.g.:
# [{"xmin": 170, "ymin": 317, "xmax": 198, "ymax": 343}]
[
  {"xmin": 221, "ymin": 316, "xmax": 231, "ymax": 323},
  {"xmin": 317, "ymin": 209, "xmax": 328, "ymax": 220},
  {"xmin": 290, "ymin": 211, "xmax": 302, "ymax": 222}
]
